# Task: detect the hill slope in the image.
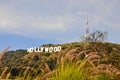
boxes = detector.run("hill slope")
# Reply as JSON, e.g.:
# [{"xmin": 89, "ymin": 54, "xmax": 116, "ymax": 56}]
[{"xmin": 0, "ymin": 42, "xmax": 120, "ymax": 79}]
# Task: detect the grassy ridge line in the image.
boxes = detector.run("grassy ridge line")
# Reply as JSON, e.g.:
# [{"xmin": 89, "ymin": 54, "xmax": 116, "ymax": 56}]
[{"xmin": 0, "ymin": 42, "xmax": 120, "ymax": 79}]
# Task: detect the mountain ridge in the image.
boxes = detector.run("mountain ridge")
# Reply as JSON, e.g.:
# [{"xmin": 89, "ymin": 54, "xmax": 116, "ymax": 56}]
[{"xmin": 0, "ymin": 42, "xmax": 120, "ymax": 79}]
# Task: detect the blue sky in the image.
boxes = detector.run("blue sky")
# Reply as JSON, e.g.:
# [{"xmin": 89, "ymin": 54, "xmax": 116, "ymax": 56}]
[{"xmin": 0, "ymin": 0, "xmax": 120, "ymax": 50}]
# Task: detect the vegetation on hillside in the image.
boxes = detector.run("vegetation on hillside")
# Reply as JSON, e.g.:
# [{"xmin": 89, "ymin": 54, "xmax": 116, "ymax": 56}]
[{"xmin": 0, "ymin": 42, "xmax": 120, "ymax": 80}]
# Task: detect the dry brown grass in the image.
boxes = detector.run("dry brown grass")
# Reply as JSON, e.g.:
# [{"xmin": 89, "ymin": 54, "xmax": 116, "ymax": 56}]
[
  {"xmin": 86, "ymin": 54, "xmax": 101, "ymax": 60},
  {"xmin": 96, "ymin": 64, "xmax": 120, "ymax": 78},
  {"xmin": 65, "ymin": 48, "xmax": 77, "ymax": 61},
  {"xmin": 0, "ymin": 67, "xmax": 8, "ymax": 79},
  {"xmin": 0, "ymin": 46, "xmax": 10, "ymax": 79},
  {"xmin": 40, "ymin": 70, "xmax": 57, "ymax": 80},
  {"xmin": 77, "ymin": 50, "xmax": 90, "ymax": 57},
  {"xmin": 0, "ymin": 46, "xmax": 10, "ymax": 62},
  {"xmin": 39, "ymin": 47, "xmax": 120, "ymax": 80},
  {"xmin": 45, "ymin": 63, "xmax": 51, "ymax": 72}
]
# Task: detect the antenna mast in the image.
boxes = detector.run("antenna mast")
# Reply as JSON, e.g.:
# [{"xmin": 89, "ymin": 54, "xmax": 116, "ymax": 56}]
[
  {"xmin": 86, "ymin": 17, "xmax": 89, "ymax": 37},
  {"xmin": 85, "ymin": 17, "xmax": 90, "ymax": 42}
]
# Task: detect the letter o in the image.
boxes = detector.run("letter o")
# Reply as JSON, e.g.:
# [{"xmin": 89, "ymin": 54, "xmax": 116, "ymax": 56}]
[{"xmin": 49, "ymin": 47, "xmax": 53, "ymax": 52}]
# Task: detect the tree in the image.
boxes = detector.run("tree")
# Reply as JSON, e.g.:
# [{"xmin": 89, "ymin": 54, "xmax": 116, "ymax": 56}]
[
  {"xmin": 90, "ymin": 30, "xmax": 107, "ymax": 42},
  {"xmin": 80, "ymin": 30, "xmax": 107, "ymax": 42}
]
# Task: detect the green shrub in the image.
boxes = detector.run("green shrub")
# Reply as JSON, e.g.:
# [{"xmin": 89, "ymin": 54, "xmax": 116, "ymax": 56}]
[{"xmin": 50, "ymin": 60, "xmax": 90, "ymax": 80}]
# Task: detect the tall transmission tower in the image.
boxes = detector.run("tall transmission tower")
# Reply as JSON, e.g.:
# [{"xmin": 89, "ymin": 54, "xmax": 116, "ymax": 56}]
[
  {"xmin": 85, "ymin": 17, "xmax": 90, "ymax": 42},
  {"xmin": 86, "ymin": 17, "xmax": 89, "ymax": 37}
]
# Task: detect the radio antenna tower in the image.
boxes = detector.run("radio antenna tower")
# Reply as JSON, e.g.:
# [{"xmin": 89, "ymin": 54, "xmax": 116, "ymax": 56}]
[
  {"xmin": 85, "ymin": 16, "xmax": 90, "ymax": 42},
  {"xmin": 86, "ymin": 17, "xmax": 89, "ymax": 37}
]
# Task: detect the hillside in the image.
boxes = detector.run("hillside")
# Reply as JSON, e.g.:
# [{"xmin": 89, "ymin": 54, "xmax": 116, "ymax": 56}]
[{"xmin": 0, "ymin": 42, "xmax": 120, "ymax": 80}]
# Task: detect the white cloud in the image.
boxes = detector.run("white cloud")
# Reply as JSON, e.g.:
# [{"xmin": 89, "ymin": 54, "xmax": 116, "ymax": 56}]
[
  {"xmin": 0, "ymin": 5, "xmax": 76, "ymax": 37},
  {"xmin": 0, "ymin": 0, "xmax": 120, "ymax": 42}
]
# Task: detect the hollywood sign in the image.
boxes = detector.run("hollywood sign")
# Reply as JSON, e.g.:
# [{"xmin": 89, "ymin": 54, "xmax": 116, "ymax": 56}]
[{"xmin": 27, "ymin": 46, "xmax": 61, "ymax": 53}]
